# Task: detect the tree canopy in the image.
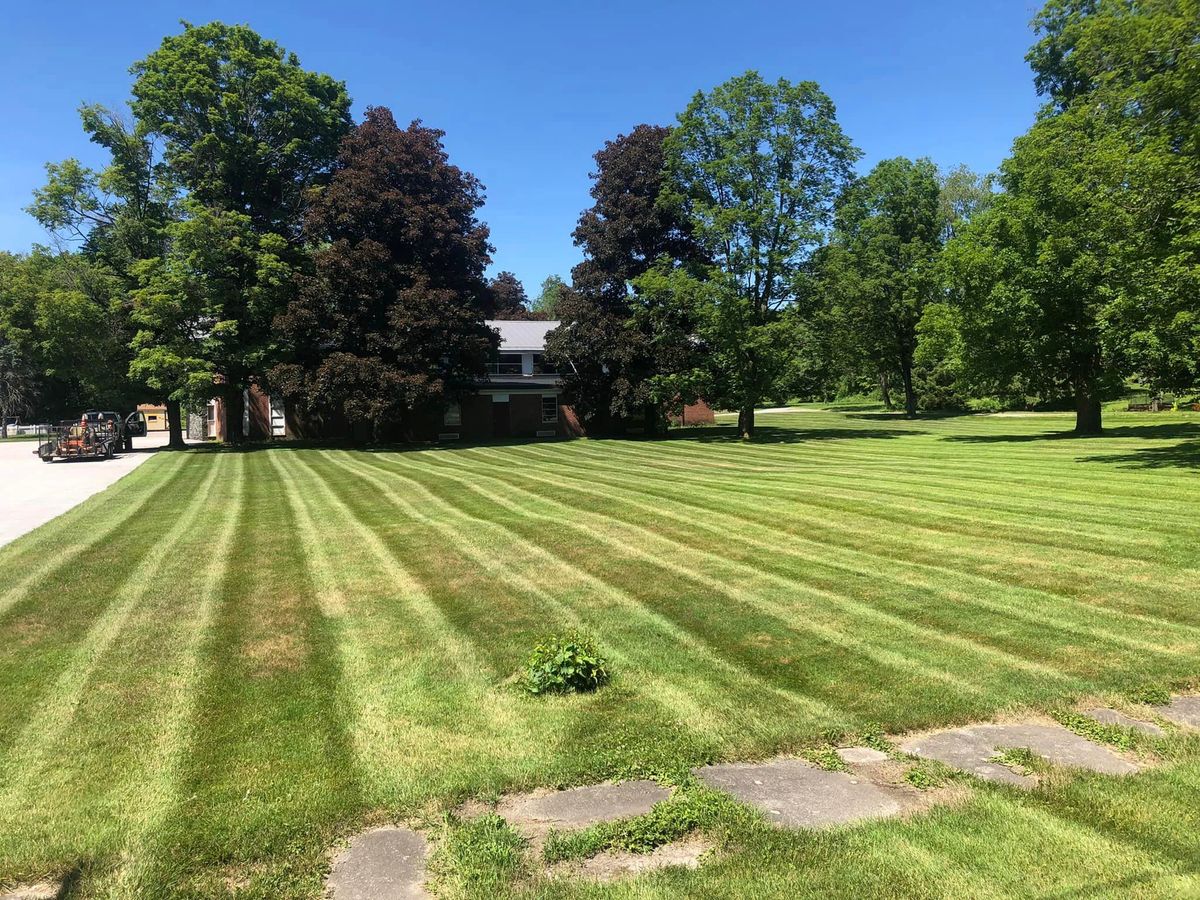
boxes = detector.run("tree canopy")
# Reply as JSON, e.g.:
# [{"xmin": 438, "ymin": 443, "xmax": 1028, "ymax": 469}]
[{"xmin": 271, "ymin": 107, "xmax": 495, "ymax": 439}]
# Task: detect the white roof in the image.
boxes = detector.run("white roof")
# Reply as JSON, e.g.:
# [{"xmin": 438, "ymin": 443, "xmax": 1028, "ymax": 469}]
[{"xmin": 487, "ymin": 319, "xmax": 560, "ymax": 351}]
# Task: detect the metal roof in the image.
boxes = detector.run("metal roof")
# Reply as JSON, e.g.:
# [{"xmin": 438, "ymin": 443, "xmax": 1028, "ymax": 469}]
[{"xmin": 487, "ymin": 319, "xmax": 560, "ymax": 351}]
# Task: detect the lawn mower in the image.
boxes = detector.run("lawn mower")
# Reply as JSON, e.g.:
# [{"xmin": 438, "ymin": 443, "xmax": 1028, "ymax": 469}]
[{"xmin": 35, "ymin": 410, "xmax": 147, "ymax": 462}]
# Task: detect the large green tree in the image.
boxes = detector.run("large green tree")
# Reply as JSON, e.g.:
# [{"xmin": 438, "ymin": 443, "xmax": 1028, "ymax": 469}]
[
  {"xmin": 823, "ymin": 157, "xmax": 943, "ymax": 417},
  {"xmin": 946, "ymin": 0, "xmax": 1198, "ymax": 434},
  {"xmin": 660, "ymin": 71, "xmax": 858, "ymax": 437},
  {"xmin": 271, "ymin": 108, "xmax": 495, "ymax": 440},
  {"xmin": 1027, "ymin": 0, "xmax": 1200, "ymax": 394},
  {"xmin": 545, "ymin": 123, "xmax": 699, "ymax": 433},
  {"xmin": 129, "ymin": 21, "xmax": 352, "ymax": 440},
  {"xmin": 27, "ymin": 105, "xmax": 184, "ymax": 442},
  {"xmin": 0, "ymin": 250, "xmax": 134, "ymax": 422}
]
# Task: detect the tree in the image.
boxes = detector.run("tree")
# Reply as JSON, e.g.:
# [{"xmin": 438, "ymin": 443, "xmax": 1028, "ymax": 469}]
[
  {"xmin": 129, "ymin": 21, "xmax": 352, "ymax": 440},
  {"xmin": 532, "ymin": 275, "xmax": 567, "ymax": 317},
  {"xmin": 661, "ymin": 71, "xmax": 858, "ymax": 437},
  {"xmin": 271, "ymin": 107, "xmax": 496, "ymax": 440},
  {"xmin": 1026, "ymin": 0, "xmax": 1200, "ymax": 395},
  {"xmin": 0, "ymin": 250, "xmax": 136, "ymax": 421},
  {"xmin": 545, "ymin": 123, "xmax": 700, "ymax": 433},
  {"xmin": 938, "ymin": 164, "xmax": 995, "ymax": 242},
  {"xmin": 824, "ymin": 157, "xmax": 943, "ymax": 416},
  {"xmin": 0, "ymin": 342, "xmax": 35, "ymax": 438},
  {"xmin": 28, "ymin": 105, "xmax": 185, "ymax": 444},
  {"xmin": 489, "ymin": 271, "xmax": 534, "ymax": 318},
  {"xmin": 130, "ymin": 204, "xmax": 292, "ymax": 423},
  {"xmin": 944, "ymin": 112, "xmax": 1156, "ymax": 433},
  {"xmin": 130, "ymin": 21, "xmax": 352, "ymax": 238},
  {"xmin": 945, "ymin": 0, "xmax": 1198, "ymax": 434}
]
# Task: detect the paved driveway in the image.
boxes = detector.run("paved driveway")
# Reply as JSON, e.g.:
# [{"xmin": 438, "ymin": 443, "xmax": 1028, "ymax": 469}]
[{"xmin": 0, "ymin": 432, "xmax": 179, "ymax": 549}]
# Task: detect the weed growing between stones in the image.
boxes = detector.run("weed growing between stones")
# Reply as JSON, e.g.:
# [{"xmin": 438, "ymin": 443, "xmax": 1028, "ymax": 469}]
[
  {"xmin": 991, "ymin": 747, "xmax": 1051, "ymax": 777},
  {"xmin": 541, "ymin": 781, "xmax": 733, "ymax": 864},
  {"xmin": 427, "ymin": 813, "xmax": 528, "ymax": 897},
  {"xmin": 1054, "ymin": 711, "xmax": 1142, "ymax": 752}
]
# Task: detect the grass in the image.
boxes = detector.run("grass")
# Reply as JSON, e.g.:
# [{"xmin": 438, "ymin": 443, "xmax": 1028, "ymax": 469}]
[{"xmin": 0, "ymin": 407, "xmax": 1198, "ymax": 897}]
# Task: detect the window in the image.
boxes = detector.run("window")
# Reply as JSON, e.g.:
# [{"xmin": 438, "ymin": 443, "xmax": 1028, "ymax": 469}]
[
  {"xmin": 443, "ymin": 402, "xmax": 462, "ymax": 426},
  {"xmin": 532, "ymin": 353, "xmax": 557, "ymax": 374},
  {"xmin": 487, "ymin": 353, "xmax": 524, "ymax": 375},
  {"xmin": 541, "ymin": 395, "xmax": 559, "ymax": 424}
]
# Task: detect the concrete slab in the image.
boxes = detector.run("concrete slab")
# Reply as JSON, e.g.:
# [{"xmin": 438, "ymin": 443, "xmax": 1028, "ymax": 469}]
[
  {"xmin": 900, "ymin": 723, "xmax": 1138, "ymax": 788},
  {"xmin": 1083, "ymin": 707, "xmax": 1164, "ymax": 737},
  {"xmin": 499, "ymin": 780, "xmax": 670, "ymax": 830},
  {"xmin": 836, "ymin": 746, "xmax": 890, "ymax": 764},
  {"xmin": 1153, "ymin": 696, "xmax": 1200, "ymax": 728},
  {"xmin": 0, "ymin": 432, "xmax": 182, "ymax": 548},
  {"xmin": 695, "ymin": 758, "xmax": 904, "ymax": 828},
  {"xmin": 326, "ymin": 826, "xmax": 428, "ymax": 900},
  {"xmin": 0, "ymin": 883, "xmax": 60, "ymax": 900}
]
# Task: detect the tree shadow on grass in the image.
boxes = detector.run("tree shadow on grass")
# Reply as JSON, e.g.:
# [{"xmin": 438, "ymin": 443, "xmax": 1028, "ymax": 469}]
[
  {"xmin": 1077, "ymin": 440, "xmax": 1200, "ymax": 470},
  {"xmin": 665, "ymin": 424, "xmax": 918, "ymax": 444},
  {"xmin": 944, "ymin": 423, "xmax": 1200, "ymax": 444}
]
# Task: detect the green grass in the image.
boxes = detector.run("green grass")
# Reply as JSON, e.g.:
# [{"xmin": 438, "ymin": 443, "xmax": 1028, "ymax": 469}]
[{"xmin": 1, "ymin": 408, "xmax": 1198, "ymax": 897}]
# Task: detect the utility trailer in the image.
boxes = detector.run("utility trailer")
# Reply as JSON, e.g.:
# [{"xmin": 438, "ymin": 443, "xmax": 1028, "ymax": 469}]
[{"xmin": 35, "ymin": 410, "xmax": 147, "ymax": 463}]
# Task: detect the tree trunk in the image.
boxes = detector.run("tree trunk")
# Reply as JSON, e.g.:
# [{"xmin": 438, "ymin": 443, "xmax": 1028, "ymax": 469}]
[
  {"xmin": 1074, "ymin": 380, "xmax": 1103, "ymax": 435},
  {"xmin": 900, "ymin": 360, "xmax": 918, "ymax": 418},
  {"xmin": 879, "ymin": 373, "xmax": 893, "ymax": 410},
  {"xmin": 166, "ymin": 398, "xmax": 186, "ymax": 449},
  {"xmin": 225, "ymin": 388, "xmax": 245, "ymax": 444},
  {"xmin": 738, "ymin": 405, "xmax": 755, "ymax": 439}
]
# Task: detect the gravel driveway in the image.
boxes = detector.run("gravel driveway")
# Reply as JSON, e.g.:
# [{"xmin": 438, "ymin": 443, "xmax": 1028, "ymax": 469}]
[{"xmin": 0, "ymin": 432, "xmax": 179, "ymax": 549}]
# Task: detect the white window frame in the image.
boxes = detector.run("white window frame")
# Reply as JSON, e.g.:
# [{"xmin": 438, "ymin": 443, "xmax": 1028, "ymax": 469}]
[{"xmin": 541, "ymin": 395, "xmax": 559, "ymax": 424}]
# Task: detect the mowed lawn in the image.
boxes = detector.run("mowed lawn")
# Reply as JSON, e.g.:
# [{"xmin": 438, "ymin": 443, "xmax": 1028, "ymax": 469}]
[{"xmin": 1, "ymin": 408, "xmax": 1199, "ymax": 898}]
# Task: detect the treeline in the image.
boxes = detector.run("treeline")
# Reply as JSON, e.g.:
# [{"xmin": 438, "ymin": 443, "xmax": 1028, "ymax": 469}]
[
  {"xmin": 549, "ymin": 0, "xmax": 1200, "ymax": 437},
  {"xmin": 2, "ymin": 1, "xmax": 1197, "ymax": 441}
]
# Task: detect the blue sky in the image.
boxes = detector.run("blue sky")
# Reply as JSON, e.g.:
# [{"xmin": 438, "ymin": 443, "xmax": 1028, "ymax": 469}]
[{"xmin": 1, "ymin": 0, "xmax": 1044, "ymax": 295}]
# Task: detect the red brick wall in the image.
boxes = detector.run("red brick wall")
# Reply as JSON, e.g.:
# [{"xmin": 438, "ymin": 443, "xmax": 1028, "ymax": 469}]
[{"xmin": 671, "ymin": 399, "xmax": 715, "ymax": 426}]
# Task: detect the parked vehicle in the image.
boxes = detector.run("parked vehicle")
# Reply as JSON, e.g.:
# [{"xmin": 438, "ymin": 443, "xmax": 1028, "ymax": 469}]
[{"xmin": 35, "ymin": 410, "xmax": 147, "ymax": 462}]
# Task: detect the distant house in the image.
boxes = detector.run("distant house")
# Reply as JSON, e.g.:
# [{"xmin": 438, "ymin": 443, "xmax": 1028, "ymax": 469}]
[{"xmin": 204, "ymin": 319, "xmax": 712, "ymax": 442}]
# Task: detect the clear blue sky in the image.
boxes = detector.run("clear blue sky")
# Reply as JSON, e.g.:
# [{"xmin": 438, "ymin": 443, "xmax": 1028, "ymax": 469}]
[{"xmin": 1, "ymin": 0, "xmax": 1044, "ymax": 295}]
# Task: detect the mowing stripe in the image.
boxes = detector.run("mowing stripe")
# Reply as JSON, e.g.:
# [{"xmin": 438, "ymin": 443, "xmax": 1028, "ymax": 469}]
[
  {"xmin": 393, "ymin": 451, "xmax": 997, "ymax": 700},
  {"xmin": 511, "ymin": 442, "xmax": 1200, "ymax": 623},
  {"xmin": 0, "ymin": 452, "xmax": 191, "ymax": 619},
  {"xmin": 0, "ymin": 453, "xmax": 224, "ymax": 807},
  {"xmin": 400, "ymin": 448, "xmax": 1072, "ymax": 687},
  {"xmin": 469, "ymin": 444, "xmax": 1199, "ymax": 655},
  {"xmin": 268, "ymin": 449, "xmax": 524, "ymax": 796},
  {"xmin": 96, "ymin": 452, "xmax": 243, "ymax": 897},
  {"xmin": 325, "ymin": 449, "xmax": 844, "ymax": 738}
]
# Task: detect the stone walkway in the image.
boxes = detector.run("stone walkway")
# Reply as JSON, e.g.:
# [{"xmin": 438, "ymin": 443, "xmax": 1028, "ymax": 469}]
[
  {"xmin": 1154, "ymin": 696, "xmax": 1200, "ymax": 727},
  {"xmin": 326, "ymin": 827, "xmax": 428, "ymax": 899},
  {"xmin": 497, "ymin": 779, "xmax": 669, "ymax": 833},
  {"xmin": 322, "ymin": 694, "xmax": 1196, "ymax": 895},
  {"xmin": 899, "ymin": 722, "xmax": 1139, "ymax": 788},
  {"xmin": 695, "ymin": 758, "xmax": 907, "ymax": 828}
]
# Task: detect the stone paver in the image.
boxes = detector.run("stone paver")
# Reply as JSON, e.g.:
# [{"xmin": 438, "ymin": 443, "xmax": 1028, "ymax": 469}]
[
  {"xmin": 836, "ymin": 746, "xmax": 890, "ymax": 764},
  {"xmin": 499, "ymin": 780, "xmax": 669, "ymax": 830},
  {"xmin": 0, "ymin": 883, "xmax": 60, "ymax": 900},
  {"xmin": 900, "ymin": 723, "xmax": 1138, "ymax": 787},
  {"xmin": 695, "ymin": 758, "xmax": 904, "ymax": 828},
  {"xmin": 1083, "ymin": 707, "xmax": 1164, "ymax": 737},
  {"xmin": 1152, "ymin": 696, "xmax": 1200, "ymax": 728},
  {"xmin": 326, "ymin": 827, "xmax": 427, "ymax": 900},
  {"xmin": 0, "ymin": 432, "xmax": 180, "ymax": 548}
]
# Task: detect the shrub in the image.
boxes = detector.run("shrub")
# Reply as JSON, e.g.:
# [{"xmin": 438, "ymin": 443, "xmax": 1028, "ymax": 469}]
[{"xmin": 524, "ymin": 631, "xmax": 610, "ymax": 695}]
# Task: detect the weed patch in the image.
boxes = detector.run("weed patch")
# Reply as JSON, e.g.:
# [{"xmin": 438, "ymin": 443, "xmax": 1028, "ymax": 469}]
[{"xmin": 523, "ymin": 631, "xmax": 610, "ymax": 695}]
